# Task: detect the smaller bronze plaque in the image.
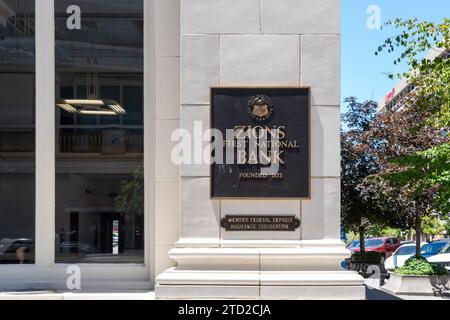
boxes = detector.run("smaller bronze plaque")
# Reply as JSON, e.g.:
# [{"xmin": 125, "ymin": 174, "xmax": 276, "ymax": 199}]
[{"xmin": 221, "ymin": 215, "xmax": 301, "ymax": 232}]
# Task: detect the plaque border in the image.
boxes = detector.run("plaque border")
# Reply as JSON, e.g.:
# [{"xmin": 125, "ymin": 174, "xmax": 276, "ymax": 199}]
[{"xmin": 209, "ymin": 85, "xmax": 312, "ymax": 200}]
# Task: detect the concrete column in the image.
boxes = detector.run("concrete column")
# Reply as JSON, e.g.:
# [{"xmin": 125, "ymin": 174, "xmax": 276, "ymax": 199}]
[{"xmin": 156, "ymin": 0, "xmax": 365, "ymax": 300}]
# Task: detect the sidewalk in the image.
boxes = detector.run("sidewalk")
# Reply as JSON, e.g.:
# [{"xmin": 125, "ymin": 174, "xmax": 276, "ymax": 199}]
[
  {"xmin": 0, "ymin": 290, "xmax": 156, "ymax": 300},
  {"xmin": 1, "ymin": 286, "xmax": 449, "ymax": 300}
]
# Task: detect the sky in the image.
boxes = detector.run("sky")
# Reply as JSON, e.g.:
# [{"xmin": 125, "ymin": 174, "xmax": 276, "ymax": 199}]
[{"xmin": 341, "ymin": 0, "xmax": 450, "ymax": 112}]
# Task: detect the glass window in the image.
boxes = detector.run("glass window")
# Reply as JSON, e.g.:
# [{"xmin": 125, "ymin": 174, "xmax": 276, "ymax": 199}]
[
  {"xmin": 395, "ymin": 246, "xmax": 415, "ymax": 256},
  {"xmin": 54, "ymin": 0, "xmax": 144, "ymax": 263},
  {"xmin": 442, "ymin": 243, "xmax": 450, "ymax": 254},
  {"xmin": 0, "ymin": 0, "xmax": 36, "ymax": 264},
  {"xmin": 421, "ymin": 242, "xmax": 448, "ymax": 256},
  {"xmin": 364, "ymin": 239, "xmax": 384, "ymax": 247}
]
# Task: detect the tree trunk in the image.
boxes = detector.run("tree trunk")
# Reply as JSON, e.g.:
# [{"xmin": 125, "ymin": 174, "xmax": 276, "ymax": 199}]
[
  {"xmin": 359, "ymin": 225, "xmax": 366, "ymax": 260},
  {"xmin": 415, "ymin": 210, "xmax": 421, "ymax": 257}
]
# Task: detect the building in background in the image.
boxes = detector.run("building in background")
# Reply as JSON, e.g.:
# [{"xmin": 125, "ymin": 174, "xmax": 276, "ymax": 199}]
[{"xmin": 379, "ymin": 48, "xmax": 450, "ymax": 112}]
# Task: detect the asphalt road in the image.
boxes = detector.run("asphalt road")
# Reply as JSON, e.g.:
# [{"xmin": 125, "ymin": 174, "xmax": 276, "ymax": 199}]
[{"xmin": 366, "ymin": 286, "xmax": 402, "ymax": 300}]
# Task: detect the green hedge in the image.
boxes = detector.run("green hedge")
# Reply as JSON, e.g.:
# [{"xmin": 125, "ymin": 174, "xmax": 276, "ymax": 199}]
[{"xmin": 395, "ymin": 256, "xmax": 448, "ymax": 276}]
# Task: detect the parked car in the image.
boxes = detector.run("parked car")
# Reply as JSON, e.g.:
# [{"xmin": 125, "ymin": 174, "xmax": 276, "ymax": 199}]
[
  {"xmin": 384, "ymin": 243, "xmax": 432, "ymax": 270},
  {"xmin": 384, "ymin": 244, "xmax": 416, "ymax": 271},
  {"xmin": 346, "ymin": 240, "xmax": 360, "ymax": 251},
  {"xmin": 353, "ymin": 237, "xmax": 401, "ymax": 263},
  {"xmin": 385, "ymin": 240, "xmax": 450, "ymax": 271},
  {"xmin": 0, "ymin": 238, "xmax": 34, "ymax": 264},
  {"xmin": 59, "ymin": 242, "xmax": 94, "ymax": 255},
  {"xmin": 420, "ymin": 239, "xmax": 450, "ymax": 258},
  {"xmin": 427, "ymin": 241, "xmax": 450, "ymax": 270}
]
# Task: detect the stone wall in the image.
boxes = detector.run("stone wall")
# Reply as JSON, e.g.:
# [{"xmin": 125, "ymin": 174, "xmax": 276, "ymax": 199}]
[
  {"xmin": 179, "ymin": 0, "xmax": 341, "ymax": 246},
  {"xmin": 154, "ymin": 0, "xmax": 181, "ymax": 275},
  {"xmin": 156, "ymin": 0, "xmax": 366, "ymax": 300}
]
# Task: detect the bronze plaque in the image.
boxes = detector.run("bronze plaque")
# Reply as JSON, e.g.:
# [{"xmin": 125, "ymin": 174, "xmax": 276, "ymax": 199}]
[
  {"xmin": 211, "ymin": 87, "xmax": 310, "ymax": 199},
  {"xmin": 221, "ymin": 215, "xmax": 301, "ymax": 232}
]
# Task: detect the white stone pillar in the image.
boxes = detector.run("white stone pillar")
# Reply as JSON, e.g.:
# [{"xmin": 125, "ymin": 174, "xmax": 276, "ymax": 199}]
[{"xmin": 156, "ymin": 0, "xmax": 365, "ymax": 300}]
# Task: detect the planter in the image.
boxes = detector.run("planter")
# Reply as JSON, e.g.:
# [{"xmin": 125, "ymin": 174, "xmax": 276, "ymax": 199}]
[{"xmin": 382, "ymin": 272, "xmax": 450, "ymax": 297}]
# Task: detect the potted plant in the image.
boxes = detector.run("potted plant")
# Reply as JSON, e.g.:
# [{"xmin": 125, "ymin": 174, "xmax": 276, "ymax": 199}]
[{"xmin": 382, "ymin": 256, "xmax": 450, "ymax": 296}]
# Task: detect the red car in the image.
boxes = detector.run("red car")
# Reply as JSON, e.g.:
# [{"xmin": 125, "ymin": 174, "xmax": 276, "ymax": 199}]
[{"xmin": 353, "ymin": 237, "xmax": 401, "ymax": 262}]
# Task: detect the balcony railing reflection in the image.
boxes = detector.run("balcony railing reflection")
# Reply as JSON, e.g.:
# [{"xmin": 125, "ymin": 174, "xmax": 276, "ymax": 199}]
[
  {"xmin": 0, "ymin": 131, "xmax": 143, "ymax": 154},
  {"xmin": 0, "ymin": 132, "xmax": 34, "ymax": 153},
  {"xmin": 60, "ymin": 131, "xmax": 143, "ymax": 154}
]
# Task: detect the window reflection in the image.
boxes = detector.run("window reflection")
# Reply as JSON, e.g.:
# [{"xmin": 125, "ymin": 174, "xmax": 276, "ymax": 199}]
[
  {"xmin": 0, "ymin": 0, "xmax": 36, "ymax": 264},
  {"xmin": 55, "ymin": 0, "xmax": 144, "ymax": 264}
]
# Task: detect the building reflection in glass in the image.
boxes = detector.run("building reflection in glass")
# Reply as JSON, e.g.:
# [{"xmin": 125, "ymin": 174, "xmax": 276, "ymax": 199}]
[
  {"xmin": 0, "ymin": 0, "xmax": 36, "ymax": 264},
  {"xmin": 55, "ymin": 0, "xmax": 144, "ymax": 264}
]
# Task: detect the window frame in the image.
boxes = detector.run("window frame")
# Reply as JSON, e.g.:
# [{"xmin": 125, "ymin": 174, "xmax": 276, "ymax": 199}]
[{"xmin": 0, "ymin": 0, "xmax": 156, "ymax": 290}]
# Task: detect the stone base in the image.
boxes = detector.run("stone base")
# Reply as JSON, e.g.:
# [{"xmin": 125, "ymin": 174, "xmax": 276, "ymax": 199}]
[
  {"xmin": 382, "ymin": 273, "xmax": 450, "ymax": 297},
  {"xmin": 156, "ymin": 243, "xmax": 366, "ymax": 300},
  {"xmin": 156, "ymin": 284, "xmax": 365, "ymax": 300}
]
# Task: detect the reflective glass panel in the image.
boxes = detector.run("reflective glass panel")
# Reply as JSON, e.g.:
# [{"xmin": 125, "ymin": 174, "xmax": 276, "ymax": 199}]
[
  {"xmin": 55, "ymin": 0, "xmax": 144, "ymax": 263},
  {"xmin": 0, "ymin": 0, "xmax": 36, "ymax": 264}
]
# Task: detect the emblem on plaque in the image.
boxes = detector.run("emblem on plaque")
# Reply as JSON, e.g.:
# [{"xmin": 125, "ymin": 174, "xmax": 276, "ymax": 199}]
[{"xmin": 247, "ymin": 94, "xmax": 274, "ymax": 123}]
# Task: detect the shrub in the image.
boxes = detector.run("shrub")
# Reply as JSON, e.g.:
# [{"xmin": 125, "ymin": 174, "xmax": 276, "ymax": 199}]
[{"xmin": 395, "ymin": 256, "xmax": 448, "ymax": 276}]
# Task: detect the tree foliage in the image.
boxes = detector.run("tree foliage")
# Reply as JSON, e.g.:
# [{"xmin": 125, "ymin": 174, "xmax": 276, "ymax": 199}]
[
  {"xmin": 115, "ymin": 166, "xmax": 144, "ymax": 218},
  {"xmin": 341, "ymin": 98, "xmax": 380, "ymax": 229},
  {"xmin": 377, "ymin": 18, "xmax": 450, "ymax": 128},
  {"xmin": 341, "ymin": 95, "xmax": 423, "ymax": 231},
  {"xmin": 365, "ymin": 18, "xmax": 450, "ymax": 255},
  {"xmin": 341, "ymin": 97, "xmax": 414, "ymax": 236},
  {"xmin": 443, "ymin": 215, "xmax": 450, "ymax": 236},
  {"xmin": 421, "ymin": 215, "xmax": 445, "ymax": 237},
  {"xmin": 373, "ymin": 18, "xmax": 450, "ymax": 217},
  {"xmin": 342, "ymin": 19, "xmax": 450, "ymax": 257},
  {"xmin": 367, "ymin": 224, "xmax": 403, "ymax": 238}
]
